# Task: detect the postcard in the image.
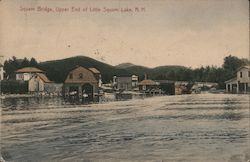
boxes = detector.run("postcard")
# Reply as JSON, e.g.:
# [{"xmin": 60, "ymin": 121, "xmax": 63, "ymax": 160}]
[{"xmin": 0, "ymin": 0, "xmax": 249, "ymax": 162}]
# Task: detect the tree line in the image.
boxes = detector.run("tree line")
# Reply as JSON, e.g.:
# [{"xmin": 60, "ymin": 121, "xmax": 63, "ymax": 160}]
[
  {"xmin": 3, "ymin": 56, "xmax": 39, "ymax": 79},
  {"xmin": 153, "ymin": 55, "xmax": 249, "ymax": 88},
  {"xmin": 3, "ymin": 55, "xmax": 249, "ymax": 89}
]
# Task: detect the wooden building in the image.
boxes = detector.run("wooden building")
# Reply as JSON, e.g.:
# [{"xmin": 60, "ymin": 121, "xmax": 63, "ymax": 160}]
[
  {"xmin": 28, "ymin": 73, "xmax": 53, "ymax": 92},
  {"xmin": 16, "ymin": 67, "xmax": 44, "ymax": 81},
  {"xmin": 113, "ymin": 75, "xmax": 138, "ymax": 91},
  {"xmin": 88, "ymin": 67, "xmax": 102, "ymax": 87},
  {"xmin": 15, "ymin": 67, "xmax": 55, "ymax": 93},
  {"xmin": 225, "ymin": 66, "xmax": 250, "ymax": 93},
  {"xmin": 63, "ymin": 66, "xmax": 101, "ymax": 102},
  {"xmin": 138, "ymin": 79, "xmax": 161, "ymax": 95},
  {"xmin": 113, "ymin": 76, "xmax": 131, "ymax": 90},
  {"xmin": 155, "ymin": 80, "xmax": 175, "ymax": 95}
]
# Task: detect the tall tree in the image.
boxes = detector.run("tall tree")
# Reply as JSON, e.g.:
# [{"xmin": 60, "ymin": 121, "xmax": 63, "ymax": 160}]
[
  {"xmin": 223, "ymin": 55, "xmax": 247, "ymax": 72},
  {"xmin": 21, "ymin": 57, "xmax": 30, "ymax": 67},
  {"xmin": 30, "ymin": 57, "xmax": 38, "ymax": 67}
]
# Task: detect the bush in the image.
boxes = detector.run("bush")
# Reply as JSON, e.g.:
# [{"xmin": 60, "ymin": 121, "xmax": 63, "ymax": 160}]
[{"xmin": 0, "ymin": 80, "xmax": 28, "ymax": 94}]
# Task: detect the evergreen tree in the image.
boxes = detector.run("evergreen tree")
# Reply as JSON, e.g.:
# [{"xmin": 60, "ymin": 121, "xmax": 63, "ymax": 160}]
[
  {"xmin": 21, "ymin": 57, "xmax": 30, "ymax": 67},
  {"xmin": 30, "ymin": 57, "xmax": 38, "ymax": 67}
]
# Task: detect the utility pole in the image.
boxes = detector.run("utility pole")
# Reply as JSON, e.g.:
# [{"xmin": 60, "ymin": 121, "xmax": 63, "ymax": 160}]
[
  {"xmin": 0, "ymin": 55, "xmax": 4, "ymax": 95},
  {"xmin": 0, "ymin": 55, "xmax": 5, "ymax": 162}
]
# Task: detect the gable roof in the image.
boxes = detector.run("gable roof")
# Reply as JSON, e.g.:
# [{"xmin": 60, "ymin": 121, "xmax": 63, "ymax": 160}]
[
  {"xmin": 36, "ymin": 73, "xmax": 52, "ymax": 83},
  {"xmin": 237, "ymin": 65, "xmax": 250, "ymax": 71},
  {"xmin": 16, "ymin": 67, "xmax": 44, "ymax": 73},
  {"xmin": 88, "ymin": 67, "xmax": 100, "ymax": 74},
  {"xmin": 64, "ymin": 66, "xmax": 98, "ymax": 84}
]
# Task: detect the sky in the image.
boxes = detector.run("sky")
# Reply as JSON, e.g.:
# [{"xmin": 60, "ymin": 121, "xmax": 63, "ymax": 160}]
[{"xmin": 0, "ymin": 0, "xmax": 249, "ymax": 68}]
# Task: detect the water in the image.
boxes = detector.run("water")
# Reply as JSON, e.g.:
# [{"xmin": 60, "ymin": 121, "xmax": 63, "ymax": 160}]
[{"xmin": 1, "ymin": 94, "xmax": 249, "ymax": 162}]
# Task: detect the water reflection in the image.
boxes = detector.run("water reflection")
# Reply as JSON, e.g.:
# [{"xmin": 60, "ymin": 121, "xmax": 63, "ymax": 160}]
[
  {"xmin": 1, "ymin": 94, "xmax": 249, "ymax": 162},
  {"xmin": 2, "ymin": 97, "xmax": 66, "ymax": 111}
]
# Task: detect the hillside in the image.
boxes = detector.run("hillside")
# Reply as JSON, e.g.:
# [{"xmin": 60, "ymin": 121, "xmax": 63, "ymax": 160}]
[
  {"xmin": 115, "ymin": 63, "xmax": 136, "ymax": 69},
  {"xmin": 39, "ymin": 56, "xmax": 131, "ymax": 83},
  {"xmin": 39, "ymin": 56, "xmax": 190, "ymax": 83}
]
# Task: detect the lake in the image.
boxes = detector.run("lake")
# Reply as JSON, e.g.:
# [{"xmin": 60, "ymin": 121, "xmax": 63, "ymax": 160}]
[{"xmin": 1, "ymin": 94, "xmax": 249, "ymax": 162}]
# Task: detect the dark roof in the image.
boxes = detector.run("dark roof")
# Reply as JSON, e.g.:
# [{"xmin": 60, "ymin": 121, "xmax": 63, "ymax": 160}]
[
  {"xmin": 64, "ymin": 66, "xmax": 98, "ymax": 84},
  {"xmin": 16, "ymin": 67, "xmax": 44, "ymax": 73}
]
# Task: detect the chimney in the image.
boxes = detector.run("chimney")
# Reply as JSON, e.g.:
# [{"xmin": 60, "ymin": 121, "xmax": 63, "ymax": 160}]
[{"xmin": 144, "ymin": 73, "xmax": 147, "ymax": 80}]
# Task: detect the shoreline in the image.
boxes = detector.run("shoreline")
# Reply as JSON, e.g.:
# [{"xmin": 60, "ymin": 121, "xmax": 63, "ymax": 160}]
[
  {"xmin": 0, "ymin": 94, "xmax": 62, "ymax": 99},
  {"xmin": 1, "ymin": 91, "xmax": 248, "ymax": 100}
]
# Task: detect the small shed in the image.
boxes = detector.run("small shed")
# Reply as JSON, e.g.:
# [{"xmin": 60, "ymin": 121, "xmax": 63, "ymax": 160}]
[{"xmin": 28, "ymin": 73, "xmax": 53, "ymax": 93}]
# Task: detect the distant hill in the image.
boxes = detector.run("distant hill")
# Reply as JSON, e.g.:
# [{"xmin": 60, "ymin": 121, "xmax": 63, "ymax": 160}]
[
  {"xmin": 123, "ymin": 65, "xmax": 187, "ymax": 80},
  {"xmin": 38, "ymin": 55, "xmax": 192, "ymax": 83},
  {"xmin": 39, "ymin": 56, "xmax": 131, "ymax": 83},
  {"xmin": 116, "ymin": 63, "xmax": 136, "ymax": 69}
]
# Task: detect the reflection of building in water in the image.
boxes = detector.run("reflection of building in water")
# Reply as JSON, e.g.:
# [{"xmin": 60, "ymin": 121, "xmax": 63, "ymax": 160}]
[
  {"xmin": 63, "ymin": 66, "xmax": 101, "ymax": 102},
  {"xmin": 0, "ymin": 55, "xmax": 4, "ymax": 80},
  {"xmin": 225, "ymin": 66, "xmax": 250, "ymax": 93}
]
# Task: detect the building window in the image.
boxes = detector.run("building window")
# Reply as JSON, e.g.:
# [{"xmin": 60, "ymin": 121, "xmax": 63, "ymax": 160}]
[
  {"xmin": 240, "ymin": 72, "xmax": 242, "ymax": 78},
  {"xmin": 248, "ymin": 71, "xmax": 250, "ymax": 77},
  {"xmin": 69, "ymin": 73, "xmax": 73, "ymax": 79},
  {"xmin": 79, "ymin": 73, "xmax": 83, "ymax": 79}
]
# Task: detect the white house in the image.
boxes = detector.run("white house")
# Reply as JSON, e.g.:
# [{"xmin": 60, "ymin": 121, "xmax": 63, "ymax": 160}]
[
  {"xmin": 16, "ymin": 67, "xmax": 44, "ymax": 81},
  {"xmin": 131, "ymin": 75, "xmax": 139, "ymax": 88},
  {"xmin": 16, "ymin": 67, "xmax": 54, "ymax": 93},
  {"xmin": 113, "ymin": 75, "xmax": 139, "ymax": 90},
  {"xmin": 225, "ymin": 66, "xmax": 250, "ymax": 93}
]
